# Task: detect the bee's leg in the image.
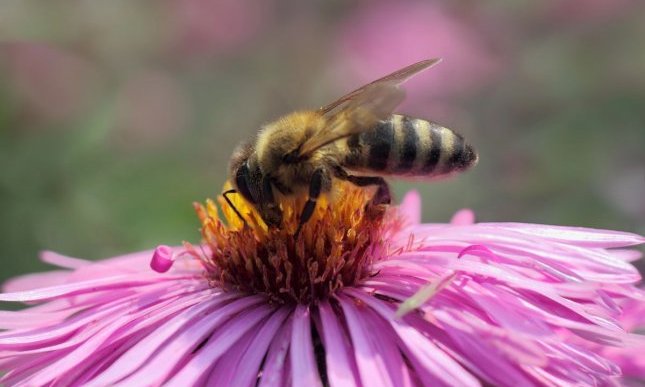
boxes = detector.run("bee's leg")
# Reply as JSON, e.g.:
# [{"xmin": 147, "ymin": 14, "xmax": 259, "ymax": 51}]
[
  {"xmin": 333, "ymin": 167, "xmax": 391, "ymax": 205},
  {"xmin": 222, "ymin": 189, "xmax": 248, "ymax": 227},
  {"xmin": 295, "ymin": 169, "xmax": 326, "ymax": 238},
  {"xmin": 349, "ymin": 176, "xmax": 391, "ymax": 205}
]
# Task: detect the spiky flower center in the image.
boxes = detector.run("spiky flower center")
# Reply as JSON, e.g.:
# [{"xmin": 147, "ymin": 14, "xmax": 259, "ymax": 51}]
[{"xmin": 193, "ymin": 182, "xmax": 393, "ymax": 304}]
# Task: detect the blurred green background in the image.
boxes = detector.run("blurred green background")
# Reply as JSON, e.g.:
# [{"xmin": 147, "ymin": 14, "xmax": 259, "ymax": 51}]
[{"xmin": 1, "ymin": 0, "xmax": 643, "ymax": 284}]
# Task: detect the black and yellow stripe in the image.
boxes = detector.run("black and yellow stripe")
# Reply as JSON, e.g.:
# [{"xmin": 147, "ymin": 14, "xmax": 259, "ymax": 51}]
[{"xmin": 343, "ymin": 114, "xmax": 477, "ymax": 177}]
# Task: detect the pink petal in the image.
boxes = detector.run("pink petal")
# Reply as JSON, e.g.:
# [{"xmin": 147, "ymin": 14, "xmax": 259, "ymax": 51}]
[
  {"xmin": 62, "ymin": 289, "xmax": 216, "ymax": 386},
  {"xmin": 66, "ymin": 246, "xmax": 199, "ymax": 283},
  {"xmin": 39, "ymin": 250, "xmax": 90, "ymax": 269},
  {"xmin": 437, "ymin": 305, "xmax": 547, "ymax": 367},
  {"xmin": 221, "ymin": 307, "xmax": 290, "ymax": 387},
  {"xmin": 317, "ymin": 300, "xmax": 361, "ymax": 387},
  {"xmin": 258, "ymin": 314, "xmax": 293, "ymax": 387},
  {"xmin": 398, "ymin": 190, "xmax": 421, "ymax": 225},
  {"xmin": 0, "ymin": 292, "xmax": 143, "ymax": 350},
  {"xmin": 111, "ymin": 295, "xmax": 265, "ymax": 386},
  {"xmin": 356, "ymin": 306, "xmax": 416, "ymax": 387},
  {"xmin": 2, "ymin": 270, "xmax": 71, "ymax": 293},
  {"xmin": 22, "ymin": 308, "xmax": 160, "ymax": 386},
  {"xmin": 0, "ymin": 273, "xmax": 194, "ymax": 302},
  {"xmin": 0, "ymin": 350, "xmax": 60, "ymax": 385},
  {"xmin": 338, "ymin": 295, "xmax": 396, "ymax": 387},
  {"xmin": 450, "ymin": 209, "xmax": 475, "ymax": 225},
  {"xmin": 434, "ymin": 310, "xmax": 537, "ymax": 386},
  {"xmin": 0, "ymin": 281, "xmax": 200, "ymax": 347},
  {"xmin": 85, "ymin": 291, "xmax": 237, "ymax": 386},
  {"xmin": 204, "ymin": 328, "xmax": 256, "ymax": 386},
  {"xmin": 347, "ymin": 289, "xmax": 480, "ymax": 387},
  {"xmin": 165, "ymin": 304, "xmax": 274, "ymax": 386},
  {"xmin": 479, "ymin": 223, "xmax": 644, "ymax": 248},
  {"xmin": 290, "ymin": 305, "xmax": 323, "ymax": 387},
  {"xmin": 0, "ymin": 294, "xmax": 97, "ymax": 331},
  {"xmin": 606, "ymin": 248, "xmax": 642, "ymax": 262},
  {"xmin": 5, "ymin": 287, "xmax": 213, "ymax": 361},
  {"xmin": 547, "ymin": 342, "xmax": 619, "ymax": 376},
  {"xmin": 471, "ymin": 282, "xmax": 557, "ymax": 336},
  {"xmin": 411, "ymin": 226, "xmax": 639, "ymax": 276},
  {"xmin": 0, "ymin": 307, "xmax": 82, "ymax": 330}
]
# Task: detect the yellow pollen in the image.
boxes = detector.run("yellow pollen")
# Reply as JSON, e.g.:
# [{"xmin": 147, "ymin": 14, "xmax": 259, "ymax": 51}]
[{"xmin": 193, "ymin": 181, "xmax": 391, "ymax": 304}]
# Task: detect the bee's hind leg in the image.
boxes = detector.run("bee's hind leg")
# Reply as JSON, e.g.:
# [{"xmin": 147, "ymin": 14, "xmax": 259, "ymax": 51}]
[{"xmin": 333, "ymin": 167, "xmax": 391, "ymax": 206}]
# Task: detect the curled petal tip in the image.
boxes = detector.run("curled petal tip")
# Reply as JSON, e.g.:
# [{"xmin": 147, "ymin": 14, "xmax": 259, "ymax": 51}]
[
  {"xmin": 400, "ymin": 190, "xmax": 422, "ymax": 225},
  {"xmin": 450, "ymin": 209, "xmax": 475, "ymax": 225},
  {"xmin": 150, "ymin": 245, "xmax": 174, "ymax": 273}
]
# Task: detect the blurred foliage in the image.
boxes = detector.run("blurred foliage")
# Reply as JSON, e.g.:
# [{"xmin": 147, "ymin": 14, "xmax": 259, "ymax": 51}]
[{"xmin": 1, "ymin": 0, "xmax": 643, "ymax": 284}]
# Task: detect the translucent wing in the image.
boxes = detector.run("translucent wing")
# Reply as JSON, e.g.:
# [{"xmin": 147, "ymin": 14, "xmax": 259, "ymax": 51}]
[{"xmin": 298, "ymin": 58, "xmax": 441, "ymax": 157}]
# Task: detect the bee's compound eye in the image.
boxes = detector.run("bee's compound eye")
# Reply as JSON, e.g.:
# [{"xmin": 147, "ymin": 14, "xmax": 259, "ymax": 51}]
[{"xmin": 235, "ymin": 162, "xmax": 256, "ymax": 204}]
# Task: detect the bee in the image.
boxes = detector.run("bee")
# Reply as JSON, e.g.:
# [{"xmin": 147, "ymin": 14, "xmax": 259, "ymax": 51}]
[{"xmin": 225, "ymin": 59, "xmax": 478, "ymax": 236}]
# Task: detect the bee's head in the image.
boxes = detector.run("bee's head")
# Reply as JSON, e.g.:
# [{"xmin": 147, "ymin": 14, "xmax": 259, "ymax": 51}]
[{"xmin": 229, "ymin": 141, "xmax": 282, "ymax": 228}]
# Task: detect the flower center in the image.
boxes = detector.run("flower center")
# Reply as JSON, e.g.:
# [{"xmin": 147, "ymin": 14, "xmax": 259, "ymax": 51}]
[{"xmin": 193, "ymin": 182, "xmax": 393, "ymax": 304}]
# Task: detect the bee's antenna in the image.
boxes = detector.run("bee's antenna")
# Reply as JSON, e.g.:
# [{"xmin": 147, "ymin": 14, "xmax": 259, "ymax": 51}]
[{"xmin": 222, "ymin": 189, "xmax": 248, "ymax": 228}]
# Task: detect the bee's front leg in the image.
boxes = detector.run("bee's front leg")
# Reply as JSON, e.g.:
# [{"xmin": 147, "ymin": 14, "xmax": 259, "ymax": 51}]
[{"xmin": 295, "ymin": 168, "xmax": 329, "ymax": 238}]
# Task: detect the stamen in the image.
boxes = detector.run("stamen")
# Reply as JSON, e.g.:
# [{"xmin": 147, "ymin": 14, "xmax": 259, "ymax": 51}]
[{"xmin": 194, "ymin": 182, "xmax": 399, "ymax": 304}]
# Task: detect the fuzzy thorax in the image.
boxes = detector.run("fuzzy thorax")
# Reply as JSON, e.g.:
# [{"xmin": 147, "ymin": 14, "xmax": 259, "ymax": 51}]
[{"xmin": 193, "ymin": 181, "xmax": 394, "ymax": 304}]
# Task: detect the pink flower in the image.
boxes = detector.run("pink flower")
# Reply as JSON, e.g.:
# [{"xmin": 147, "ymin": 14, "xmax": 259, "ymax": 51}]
[
  {"xmin": 1, "ymin": 186, "xmax": 644, "ymax": 386},
  {"xmin": 112, "ymin": 70, "xmax": 191, "ymax": 149},
  {"xmin": 546, "ymin": 0, "xmax": 637, "ymax": 24},
  {"xmin": 167, "ymin": 0, "xmax": 273, "ymax": 59},
  {"xmin": 4, "ymin": 43, "xmax": 102, "ymax": 127},
  {"xmin": 335, "ymin": 2, "xmax": 502, "ymax": 110}
]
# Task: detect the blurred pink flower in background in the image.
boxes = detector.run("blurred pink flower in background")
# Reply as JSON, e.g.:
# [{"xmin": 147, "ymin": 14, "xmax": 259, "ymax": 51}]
[
  {"xmin": 1, "ymin": 191, "xmax": 644, "ymax": 385},
  {"xmin": 113, "ymin": 71, "xmax": 191, "ymax": 149},
  {"xmin": 336, "ymin": 2, "xmax": 502, "ymax": 110},
  {"xmin": 167, "ymin": 0, "xmax": 273, "ymax": 59},
  {"xmin": 547, "ymin": 0, "xmax": 636, "ymax": 24},
  {"xmin": 3, "ymin": 43, "xmax": 102, "ymax": 127}
]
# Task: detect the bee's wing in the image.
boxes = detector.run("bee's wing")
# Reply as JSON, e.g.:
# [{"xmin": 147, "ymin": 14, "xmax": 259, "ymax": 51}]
[{"xmin": 298, "ymin": 58, "xmax": 441, "ymax": 157}]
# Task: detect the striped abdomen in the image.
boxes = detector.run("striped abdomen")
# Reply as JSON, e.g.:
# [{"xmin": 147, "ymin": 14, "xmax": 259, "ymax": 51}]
[{"xmin": 342, "ymin": 114, "xmax": 478, "ymax": 177}]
